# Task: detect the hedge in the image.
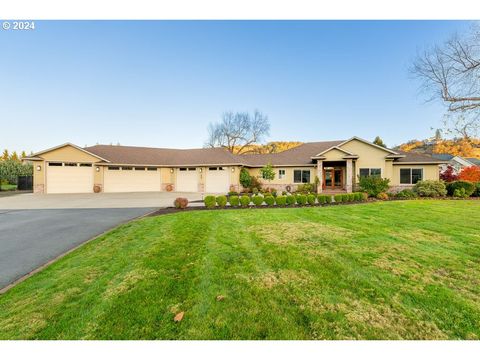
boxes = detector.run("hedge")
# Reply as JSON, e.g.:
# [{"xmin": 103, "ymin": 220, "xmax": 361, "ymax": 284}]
[{"xmin": 229, "ymin": 195, "xmax": 239, "ymax": 207}]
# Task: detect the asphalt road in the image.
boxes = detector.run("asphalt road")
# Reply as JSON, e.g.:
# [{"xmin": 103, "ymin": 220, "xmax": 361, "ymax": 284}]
[{"xmin": 0, "ymin": 208, "xmax": 155, "ymax": 290}]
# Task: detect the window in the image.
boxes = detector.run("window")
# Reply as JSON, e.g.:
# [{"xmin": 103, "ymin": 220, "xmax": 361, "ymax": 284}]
[
  {"xmin": 79, "ymin": 163, "xmax": 92, "ymax": 167},
  {"xmin": 359, "ymin": 168, "xmax": 369, "ymax": 178},
  {"xmin": 64, "ymin": 162, "xmax": 77, "ymax": 167},
  {"xmin": 134, "ymin": 167, "xmax": 145, "ymax": 171},
  {"xmin": 278, "ymin": 169, "xmax": 286, "ymax": 179},
  {"xmin": 209, "ymin": 167, "xmax": 218, "ymax": 171},
  {"xmin": 122, "ymin": 166, "xmax": 133, "ymax": 170},
  {"xmin": 188, "ymin": 167, "xmax": 196, "ymax": 171},
  {"xmin": 359, "ymin": 168, "xmax": 381, "ymax": 177},
  {"xmin": 400, "ymin": 168, "xmax": 423, "ymax": 184},
  {"xmin": 412, "ymin": 169, "xmax": 423, "ymax": 184},
  {"xmin": 294, "ymin": 170, "xmax": 311, "ymax": 183},
  {"xmin": 48, "ymin": 162, "xmax": 62, "ymax": 166},
  {"xmin": 108, "ymin": 166, "xmax": 120, "ymax": 170},
  {"xmin": 179, "ymin": 168, "xmax": 187, "ymax": 171},
  {"xmin": 146, "ymin": 167, "xmax": 157, "ymax": 171}
]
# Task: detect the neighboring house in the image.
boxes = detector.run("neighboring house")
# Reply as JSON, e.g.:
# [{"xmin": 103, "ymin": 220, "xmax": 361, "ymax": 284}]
[
  {"xmin": 431, "ymin": 154, "xmax": 480, "ymax": 174},
  {"xmin": 24, "ymin": 136, "xmax": 445, "ymax": 194}
]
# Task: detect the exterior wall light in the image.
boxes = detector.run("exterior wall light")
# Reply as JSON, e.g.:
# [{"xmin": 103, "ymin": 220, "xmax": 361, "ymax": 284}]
[
  {"xmin": 231, "ymin": 167, "xmax": 235, "ymax": 172},
  {"xmin": 199, "ymin": 168, "xmax": 202, "ymax": 173},
  {"xmin": 170, "ymin": 168, "xmax": 174, "ymax": 173},
  {"xmin": 96, "ymin": 167, "xmax": 100, "ymax": 172},
  {"xmin": 36, "ymin": 165, "xmax": 41, "ymax": 171}
]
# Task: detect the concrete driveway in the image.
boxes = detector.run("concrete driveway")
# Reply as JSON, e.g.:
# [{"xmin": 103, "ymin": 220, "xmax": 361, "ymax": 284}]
[
  {"xmin": 0, "ymin": 191, "xmax": 204, "ymax": 209},
  {"xmin": 0, "ymin": 207, "xmax": 157, "ymax": 290}
]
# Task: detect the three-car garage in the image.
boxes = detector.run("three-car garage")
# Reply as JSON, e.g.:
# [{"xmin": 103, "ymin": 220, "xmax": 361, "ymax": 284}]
[{"xmin": 28, "ymin": 143, "xmax": 240, "ymax": 194}]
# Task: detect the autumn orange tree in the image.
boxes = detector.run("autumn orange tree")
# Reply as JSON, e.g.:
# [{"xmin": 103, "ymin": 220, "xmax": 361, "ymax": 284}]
[{"xmin": 459, "ymin": 166, "xmax": 480, "ymax": 182}]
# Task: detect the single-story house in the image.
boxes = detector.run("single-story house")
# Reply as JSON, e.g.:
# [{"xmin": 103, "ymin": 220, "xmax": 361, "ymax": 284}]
[
  {"xmin": 432, "ymin": 154, "xmax": 480, "ymax": 174},
  {"xmin": 24, "ymin": 136, "xmax": 445, "ymax": 194}
]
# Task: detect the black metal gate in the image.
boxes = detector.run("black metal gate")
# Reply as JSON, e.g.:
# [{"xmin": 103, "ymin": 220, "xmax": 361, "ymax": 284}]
[{"xmin": 17, "ymin": 176, "xmax": 33, "ymax": 191}]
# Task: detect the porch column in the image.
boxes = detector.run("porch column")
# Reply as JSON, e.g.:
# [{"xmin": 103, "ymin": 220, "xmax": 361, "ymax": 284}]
[
  {"xmin": 346, "ymin": 159, "xmax": 353, "ymax": 192},
  {"xmin": 316, "ymin": 160, "xmax": 323, "ymax": 193}
]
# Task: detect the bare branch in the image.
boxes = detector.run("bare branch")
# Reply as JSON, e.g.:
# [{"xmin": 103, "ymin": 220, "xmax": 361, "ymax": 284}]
[{"xmin": 204, "ymin": 110, "xmax": 270, "ymax": 154}]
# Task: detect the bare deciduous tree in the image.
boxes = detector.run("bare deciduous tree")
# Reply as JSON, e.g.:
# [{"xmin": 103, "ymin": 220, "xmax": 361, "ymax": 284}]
[
  {"xmin": 412, "ymin": 24, "xmax": 480, "ymax": 138},
  {"xmin": 205, "ymin": 110, "xmax": 270, "ymax": 154}
]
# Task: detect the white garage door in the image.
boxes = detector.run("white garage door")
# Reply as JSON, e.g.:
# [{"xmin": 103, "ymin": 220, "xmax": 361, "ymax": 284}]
[
  {"xmin": 104, "ymin": 166, "xmax": 161, "ymax": 193},
  {"xmin": 46, "ymin": 162, "xmax": 94, "ymax": 194},
  {"xmin": 176, "ymin": 168, "xmax": 198, "ymax": 192},
  {"xmin": 205, "ymin": 167, "xmax": 230, "ymax": 193}
]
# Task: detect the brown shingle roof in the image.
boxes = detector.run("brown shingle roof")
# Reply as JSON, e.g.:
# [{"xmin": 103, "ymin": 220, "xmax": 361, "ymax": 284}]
[
  {"xmin": 84, "ymin": 141, "xmax": 445, "ymax": 167},
  {"xmin": 240, "ymin": 141, "xmax": 345, "ymax": 166},
  {"xmin": 84, "ymin": 145, "xmax": 243, "ymax": 166},
  {"xmin": 394, "ymin": 151, "xmax": 446, "ymax": 164}
]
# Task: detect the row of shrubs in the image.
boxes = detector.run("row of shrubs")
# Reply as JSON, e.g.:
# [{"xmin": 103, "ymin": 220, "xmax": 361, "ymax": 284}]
[{"xmin": 204, "ymin": 192, "xmax": 368, "ymax": 208}]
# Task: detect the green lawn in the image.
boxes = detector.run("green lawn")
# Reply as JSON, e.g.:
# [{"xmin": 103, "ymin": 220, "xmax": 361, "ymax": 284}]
[{"xmin": 1, "ymin": 200, "xmax": 480, "ymax": 340}]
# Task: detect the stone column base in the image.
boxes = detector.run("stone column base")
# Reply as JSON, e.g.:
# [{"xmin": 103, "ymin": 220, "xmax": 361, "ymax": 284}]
[{"xmin": 34, "ymin": 184, "xmax": 44, "ymax": 194}]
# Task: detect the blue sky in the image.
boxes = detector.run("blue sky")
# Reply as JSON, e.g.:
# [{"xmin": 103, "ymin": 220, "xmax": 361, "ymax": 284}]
[{"xmin": 0, "ymin": 20, "xmax": 472, "ymax": 153}]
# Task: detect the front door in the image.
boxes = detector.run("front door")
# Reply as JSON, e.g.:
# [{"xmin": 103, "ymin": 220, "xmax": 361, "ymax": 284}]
[{"xmin": 323, "ymin": 168, "xmax": 344, "ymax": 190}]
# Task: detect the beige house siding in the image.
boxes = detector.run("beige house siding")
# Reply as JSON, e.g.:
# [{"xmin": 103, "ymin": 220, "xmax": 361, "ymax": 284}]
[
  {"xmin": 391, "ymin": 164, "xmax": 440, "ymax": 190},
  {"xmin": 340, "ymin": 139, "xmax": 392, "ymax": 179},
  {"xmin": 321, "ymin": 148, "xmax": 349, "ymax": 161},
  {"xmin": 32, "ymin": 145, "xmax": 102, "ymax": 194},
  {"xmin": 247, "ymin": 166, "xmax": 316, "ymax": 191},
  {"xmin": 32, "ymin": 160, "xmax": 45, "ymax": 193}
]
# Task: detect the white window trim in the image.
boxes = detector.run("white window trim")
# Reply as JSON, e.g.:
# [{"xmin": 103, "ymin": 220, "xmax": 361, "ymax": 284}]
[{"xmin": 400, "ymin": 168, "xmax": 423, "ymax": 185}]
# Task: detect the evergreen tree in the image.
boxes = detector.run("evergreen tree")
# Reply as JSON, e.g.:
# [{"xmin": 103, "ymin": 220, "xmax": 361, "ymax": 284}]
[{"xmin": 373, "ymin": 136, "xmax": 387, "ymax": 148}]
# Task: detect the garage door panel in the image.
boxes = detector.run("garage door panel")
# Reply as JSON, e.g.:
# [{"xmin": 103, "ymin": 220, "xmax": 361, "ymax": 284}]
[
  {"xmin": 176, "ymin": 169, "xmax": 198, "ymax": 192},
  {"xmin": 104, "ymin": 169, "xmax": 160, "ymax": 193},
  {"xmin": 47, "ymin": 165, "xmax": 94, "ymax": 194},
  {"xmin": 205, "ymin": 168, "xmax": 230, "ymax": 193}
]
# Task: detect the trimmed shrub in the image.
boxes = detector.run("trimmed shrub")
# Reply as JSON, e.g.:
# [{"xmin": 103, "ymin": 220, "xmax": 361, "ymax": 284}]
[
  {"xmin": 229, "ymin": 195, "xmax": 239, "ymax": 207},
  {"xmin": 317, "ymin": 194, "xmax": 326, "ymax": 204},
  {"xmin": 446, "ymin": 180, "xmax": 475, "ymax": 197},
  {"xmin": 307, "ymin": 194, "xmax": 316, "ymax": 205},
  {"xmin": 252, "ymin": 187, "xmax": 259, "ymax": 195},
  {"xmin": 296, "ymin": 183, "xmax": 315, "ymax": 194},
  {"xmin": 341, "ymin": 194, "xmax": 349, "ymax": 202},
  {"xmin": 275, "ymin": 195, "xmax": 287, "ymax": 206},
  {"xmin": 174, "ymin": 197, "xmax": 189, "ymax": 209},
  {"xmin": 413, "ymin": 180, "xmax": 447, "ymax": 198},
  {"xmin": 453, "ymin": 188, "xmax": 469, "ymax": 198},
  {"xmin": 361, "ymin": 192, "xmax": 369, "ymax": 201},
  {"xmin": 296, "ymin": 194, "xmax": 307, "ymax": 206},
  {"xmin": 334, "ymin": 194, "xmax": 343, "ymax": 203},
  {"xmin": 228, "ymin": 191, "xmax": 238, "ymax": 196},
  {"xmin": 204, "ymin": 195, "xmax": 216, "ymax": 209},
  {"xmin": 240, "ymin": 195, "xmax": 251, "ymax": 207},
  {"xmin": 474, "ymin": 182, "xmax": 480, "ymax": 197},
  {"xmin": 281, "ymin": 191, "xmax": 288, "ymax": 196},
  {"xmin": 354, "ymin": 192, "xmax": 363, "ymax": 201},
  {"xmin": 264, "ymin": 195, "xmax": 275, "ymax": 206},
  {"xmin": 271, "ymin": 189, "xmax": 277, "ymax": 197},
  {"xmin": 286, "ymin": 195, "xmax": 296, "ymax": 206},
  {"xmin": 252, "ymin": 195, "xmax": 264, "ymax": 206},
  {"xmin": 325, "ymin": 195, "xmax": 333, "ymax": 203},
  {"xmin": 358, "ymin": 176, "xmax": 390, "ymax": 197},
  {"xmin": 216, "ymin": 195, "xmax": 227, "ymax": 208},
  {"xmin": 348, "ymin": 193, "xmax": 355, "ymax": 202},
  {"xmin": 395, "ymin": 189, "xmax": 416, "ymax": 199},
  {"xmin": 376, "ymin": 192, "xmax": 389, "ymax": 200}
]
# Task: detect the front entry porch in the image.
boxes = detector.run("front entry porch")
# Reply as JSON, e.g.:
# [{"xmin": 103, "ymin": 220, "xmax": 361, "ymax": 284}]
[{"xmin": 317, "ymin": 160, "xmax": 354, "ymax": 193}]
